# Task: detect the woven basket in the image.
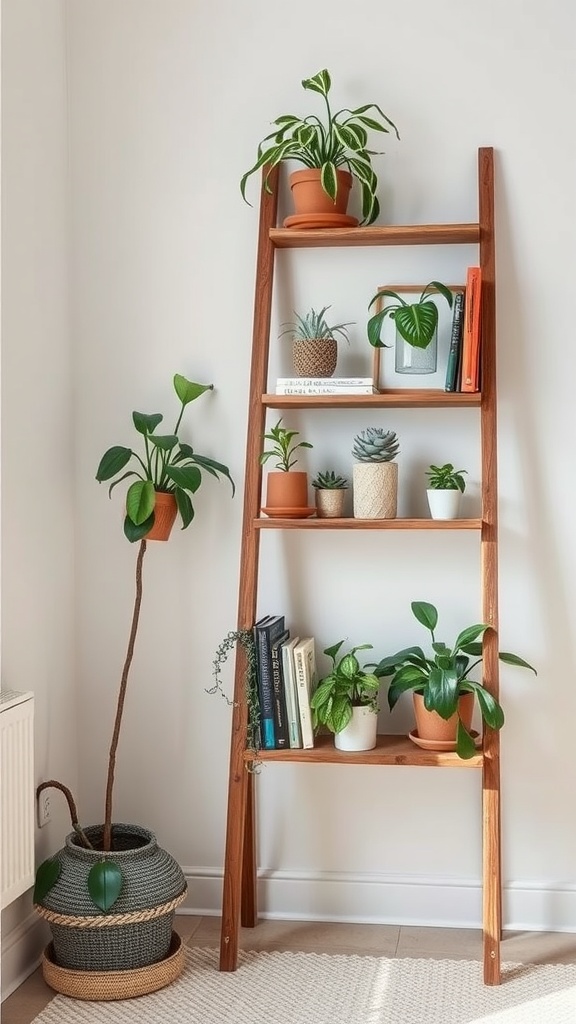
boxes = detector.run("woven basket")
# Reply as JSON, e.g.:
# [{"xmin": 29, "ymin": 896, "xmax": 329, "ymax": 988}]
[
  {"xmin": 293, "ymin": 337, "xmax": 337, "ymax": 377},
  {"xmin": 35, "ymin": 824, "xmax": 187, "ymax": 973},
  {"xmin": 42, "ymin": 931, "xmax": 185, "ymax": 1000}
]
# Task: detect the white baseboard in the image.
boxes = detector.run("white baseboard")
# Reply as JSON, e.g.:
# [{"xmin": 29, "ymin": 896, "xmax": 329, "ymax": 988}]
[
  {"xmin": 1, "ymin": 912, "xmax": 49, "ymax": 1001},
  {"xmin": 180, "ymin": 866, "xmax": 576, "ymax": 933}
]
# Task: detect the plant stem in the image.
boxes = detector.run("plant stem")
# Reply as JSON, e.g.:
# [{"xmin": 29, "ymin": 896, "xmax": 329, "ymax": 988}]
[
  {"xmin": 36, "ymin": 780, "xmax": 94, "ymax": 850},
  {"xmin": 103, "ymin": 538, "xmax": 146, "ymax": 852}
]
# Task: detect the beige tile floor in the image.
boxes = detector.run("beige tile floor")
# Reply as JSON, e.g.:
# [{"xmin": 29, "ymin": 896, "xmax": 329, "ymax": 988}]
[{"xmin": 3, "ymin": 917, "xmax": 576, "ymax": 1023}]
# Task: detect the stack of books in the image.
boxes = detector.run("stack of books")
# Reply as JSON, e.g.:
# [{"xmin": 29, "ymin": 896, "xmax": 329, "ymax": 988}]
[
  {"xmin": 275, "ymin": 377, "xmax": 377, "ymax": 396},
  {"xmin": 444, "ymin": 267, "xmax": 482, "ymax": 393},
  {"xmin": 253, "ymin": 615, "xmax": 318, "ymax": 749}
]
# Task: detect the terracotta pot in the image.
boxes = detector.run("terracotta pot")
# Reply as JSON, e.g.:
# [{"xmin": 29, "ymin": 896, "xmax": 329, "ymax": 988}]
[
  {"xmin": 265, "ymin": 471, "xmax": 309, "ymax": 511},
  {"xmin": 413, "ymin": 691, "xmax": 474, "ymax": 746},
  {"xmin": 289, "ymin": 168, "xmax": 353, "ymax": 217},
  {"xmin": 146, "ymin": 492, "xmax": 177, "ymax": 542},
  {"xmin": 315, "ymin": 488, "xmax": 347, "ymax": 519},
  {"xmin": 293, "ymin": 337, "xmax": 337, "ymax": 377}
]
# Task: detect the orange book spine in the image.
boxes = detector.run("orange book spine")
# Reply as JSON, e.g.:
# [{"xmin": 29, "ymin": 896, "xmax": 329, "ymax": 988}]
[{"xmin": 460, "ymin": 267, "xmax": 482, "ymax": 392}]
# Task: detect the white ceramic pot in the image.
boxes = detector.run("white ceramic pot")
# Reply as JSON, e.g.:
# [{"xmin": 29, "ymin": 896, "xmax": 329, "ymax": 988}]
[
  {"xmin": 426, "ymin": 488, "xmax": 461, "ymax": 520},
  {"xmin": 353, "ymin": 463, "xmax": 398, "ymax": 519},
  {"xmin": 334, "ymin": 706, "xmax": 378, "ymax": 751}
]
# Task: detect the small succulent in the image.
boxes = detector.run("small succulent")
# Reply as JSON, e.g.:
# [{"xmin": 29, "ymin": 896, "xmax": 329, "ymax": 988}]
[
  {"xmin": 279, "ymin": 307, "xmax": 354, "ymax": 344},
  {"xmin": 260, "ymin": 418, "xmax": 313, "ymax": 472},
  {"xmin": 426, "ymin": 463, "xmax": 467, "ymax": 492},
  {"xmin": 312, "ymin": 470, "xmax": 349, "ymax": 490},
  {"xmin": 352, "ymin": 428, "xmax": 400, "ymax": 463}
]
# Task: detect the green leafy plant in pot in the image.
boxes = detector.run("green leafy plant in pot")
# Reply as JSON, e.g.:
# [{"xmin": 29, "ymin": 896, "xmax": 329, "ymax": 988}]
[
  {"xmin": 352, "ymin": 427, "xmax": 400, "ymax": 519},
  {"xmin": 33, "ymin": 375, "xmax": 235, "ymax": 990},
  {"xmin": 312, "ymin": 469, "xmax": 349, "ymax": 519},
  {"xmin": 279, "ymin": 306, "xmax": 354, "ymax": 378},
  {"xmin": 260, "ymin": 418, "xmax": 313, "ymax": 514},
  {"xmin": 240, "ymin": 68, "xmax": 400, "ymax": 227},
  {"xmin": 373, "ymin": 601, "xmax": 536, "ymax": 759},
  {"xmin": 311, "ymin": 641, "xmax": 380, "ymax": 751},
  {"xmin": 425, "ymin": 463, "xmax": 468, "ymax": 520}
]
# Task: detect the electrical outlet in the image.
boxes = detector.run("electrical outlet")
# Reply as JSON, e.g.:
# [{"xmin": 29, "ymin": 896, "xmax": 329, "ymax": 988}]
[{"xmin": 37, "ymin": 790, "xmax": 51, "ymax": 828}]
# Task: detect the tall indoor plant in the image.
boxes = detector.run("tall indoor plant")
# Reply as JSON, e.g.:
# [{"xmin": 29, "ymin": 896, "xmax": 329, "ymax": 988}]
[
  {"xmin": 241, "ymin": 68, "xmax": 400, "ymax": 227},
  {"xmin": 33, "ymin": 374, "xmax": 235, "ymax": 997}
]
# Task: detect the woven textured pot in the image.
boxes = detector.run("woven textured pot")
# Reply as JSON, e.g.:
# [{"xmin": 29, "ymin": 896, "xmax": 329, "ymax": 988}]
[
  {"xmin": 146, "ymin": 492, "xmax": 178, "ymax": 541},
  {"xmin": 315, "ymin": 488, "xmax": 347, "ymax": 519},
  {"xmin": 35, "ymin": 824, "xmax": 187, "ymax": 973},
  {"xmin": 292, "ymin": 337, "xmax": 337, "ymax": 377},
  {"xmin": 353, "ymin": 463, "xmax": 398, "ymax": 519}
]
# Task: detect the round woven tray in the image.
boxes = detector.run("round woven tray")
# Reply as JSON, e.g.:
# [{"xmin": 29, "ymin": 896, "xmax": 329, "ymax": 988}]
[{"xmin": 41, "ymin": 930, "xmax": 184, "ymax": 1000}]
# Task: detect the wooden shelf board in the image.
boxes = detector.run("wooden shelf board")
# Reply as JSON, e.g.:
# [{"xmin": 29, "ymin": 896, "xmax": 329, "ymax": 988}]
[
  {"xmin": 245, "ymin": 733, "xmax": 483, "ymax": 768},
  {"xmin": 270, "ymin": 224, "xmax": 481, "ymax": 249},
  {"xmin": 263, "ymin": 391, "xmax": 481, "ymax": 409},
  {"xmin": 255, "ymin": 517, "xmax": 482, "ymax": 531}
]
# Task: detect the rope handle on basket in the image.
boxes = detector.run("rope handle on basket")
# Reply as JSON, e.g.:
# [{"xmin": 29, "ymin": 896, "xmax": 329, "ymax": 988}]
[{"xmin": 34, "ymin": 887, "xmax": 187, "ymax": 928}]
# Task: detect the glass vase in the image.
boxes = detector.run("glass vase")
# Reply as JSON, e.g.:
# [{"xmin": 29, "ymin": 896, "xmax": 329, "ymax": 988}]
[{"xmin": 395, "ymin": 325, "xmax": 437, "ymax": 374}]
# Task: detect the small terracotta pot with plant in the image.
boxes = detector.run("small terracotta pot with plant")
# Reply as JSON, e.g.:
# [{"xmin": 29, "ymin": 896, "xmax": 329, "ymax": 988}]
[{"xmin": 260, "ymin": 418, "xmax": 313, "ymax": 516}]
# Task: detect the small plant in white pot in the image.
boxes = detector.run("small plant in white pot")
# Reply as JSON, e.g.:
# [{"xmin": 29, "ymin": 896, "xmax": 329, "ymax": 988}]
[
  {"xmin": 352, "ymin": 427, "xmax": 400, "ymax": 519},
  {"xmin": 310, "ymin": 641, "xmax": 380, "ymax": 751},
  {"xmin": 312, "ymin": 469, "xmax": 349, "ymax": 518},
  {"xmin": 279, "ymin": 306, "xmax": 354, "ymax": 378},
  {"xmin": 426, "ymin": 462, "xmax": 467, "ymax": 520}
]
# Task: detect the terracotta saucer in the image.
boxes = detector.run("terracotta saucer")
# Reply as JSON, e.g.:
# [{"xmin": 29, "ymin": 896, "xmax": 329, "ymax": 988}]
[
  {"xmin": 261, "ymin": 506, "xmax": 316, "ymax": 519},
  {"xmin": 408, "ymin": 729, "xmax": 481, "ymax": 752},
  {"xmin": 283, "ymin": 213, "xmax": 359, "ymax": 230}
]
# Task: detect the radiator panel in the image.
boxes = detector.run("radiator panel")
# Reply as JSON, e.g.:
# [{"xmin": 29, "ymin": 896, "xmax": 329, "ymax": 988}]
[{"xmin": 1, "ymin": 691, "xmax": 35, "ymax": 909}]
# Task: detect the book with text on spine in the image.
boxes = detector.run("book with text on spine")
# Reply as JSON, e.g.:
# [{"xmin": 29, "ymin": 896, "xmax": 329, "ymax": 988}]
[
  {"xmin": 271, "ymin": 629, "xmax": 290, "ymax": 749},
  {"xmin": 444, "ymin": 291, "xmax": 465, "ymax": 392},
  {"xmin": 292, "ymin": 637, "xmax": 318, "ymax": 749},
  {"xmin": 253, "ymin": 615, "xmax": 285, "ymax": 750},
  {"xmin": 277, "ymin": 377, "xmax": 375, "ymax": 387},
  {"xmin": 460, "ymin": 267, "xmax": 482, "ymax": 392},
  {"xmin": 276, "ymin": 384, "xmax": 378, "ymax": 395},
  {"xmin": 281, "ymin": 635, "xmax": 302, "ymax": 748}
]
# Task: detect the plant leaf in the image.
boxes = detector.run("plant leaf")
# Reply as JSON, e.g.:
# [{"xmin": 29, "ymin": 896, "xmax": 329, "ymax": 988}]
[
  {"xmin": 188, "ymin": 454, "xmax": 236, "ymax": 495},
  {"xmin": 302, "ymin": 68, "xmax": 331, "ymax": 97},
  {"xmin": 173, "ymin": 375, "xmax": 213, "ymax": 406},
  {"xmin": 453, "ymin": 623, "xmax": 489, "ymax": 652},
  {"xmin": 394, "ymin": 301, "xmax": 438, "ymax": 349},
  {"xmin": 425, "ymin": 666, "xmax": 459, "ymax": 720},
  {"xmin": 463, "ymin": 680, "xmax": 505, "ymax": 729},
  {"xmin": 499, "ymin": 651, "xmax": 537, "ymax": 673},
  {"xmin": 96, "ymin": 446, "xmax": 132, "ymax": 482},
  {"xmin": 373, "ymin": 647, "xmax": 427, "ymax": 677},
  {"xmin": 123, "ymin": 512, "xmax": 153, "ymax": 542},
  {"xmin": 411, "ymin": 601, "xmax": 438, "ymax": 632},
  {"xmin": 175, "ymin": 486, "xmax": 194, "ymax": 529},
  {"xmin": 165, "ymin": 465, "xmax": 202, "ymax": 493},
  {"xmin": 456, "ymin": 720, "xmax": 478, "ymax": 760},
  {"xmin": 33, "ymin": 857, "xmax": 61, "ymax": 904},
  {"xmin": 149, "ymin": 434, "xmax": 178, "ymax": 452},
  {"xmin": 126, "ymin": 479, "xmax": 155, "ymax": 525},
  {"xmin": 87, "ymin": 861, "xmax": 123, "ymax": 912},
  {"xmin": 132, "ymin": 411, "xmax": 163, "ymax": 435}
]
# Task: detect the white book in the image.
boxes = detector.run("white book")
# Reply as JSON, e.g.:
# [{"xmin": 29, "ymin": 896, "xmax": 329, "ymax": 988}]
[
  {"xmin": 292, "ymin": 637, "xmax": 318, "ymax": 749},
  {"xmin": 281, "ymin": 636, "xmax": 302, "ymax": 749},
  {"xmin": 276, "ymin": 377, "xmax": 374, "ymax": 387},
  {"xmin": 276, "ymin": 384, "xmax": 377, "ymax": 395}
]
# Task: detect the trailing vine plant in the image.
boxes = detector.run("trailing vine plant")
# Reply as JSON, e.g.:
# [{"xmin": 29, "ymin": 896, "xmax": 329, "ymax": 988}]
[{"xmin": 208, "ymin": 629, "xmax": 261, "ymax": 770}]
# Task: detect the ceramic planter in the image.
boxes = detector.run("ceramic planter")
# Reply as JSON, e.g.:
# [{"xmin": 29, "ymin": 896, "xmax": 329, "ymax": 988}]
[
  {"xmin": 412, "ymin": 692, "xmax": 475, "ymax": 748},
  {"xmin": 353, "ymin": 463, "xmax": 398, "ymax": 519},
  {"xmin": 145, "ymin": 491, "xmax": 178, "ymax": 541},
  {"xmin": 284, "ymin": 169, "xmax": 358, "ymax": 229},
  {"xmin": 335, "ymin": 706, "xmax": 378, "ymax": 751},
  {"xmin": 314, "ymin": 488, "xmax": 347, "ymax": 519},
  {"xmin": 262, "ymin": 471, "xmax": 313, "ymax": 518},
  {"xmin": 427, "ymin": 488, "xmax": 461, "ymax": 520}
]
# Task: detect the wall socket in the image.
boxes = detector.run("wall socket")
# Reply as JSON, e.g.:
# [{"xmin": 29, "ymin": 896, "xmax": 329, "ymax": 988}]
[{"xmin": 37, "ymin": 790, "xmax": 51, "ymax": 828}]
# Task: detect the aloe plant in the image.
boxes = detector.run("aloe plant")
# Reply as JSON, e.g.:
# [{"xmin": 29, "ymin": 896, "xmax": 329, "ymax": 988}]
[
  {"xmin": 367, "ymin": 282, "xmax": 454, "ymax": 350},
  {"xmin": 373, "ymin": 601, "xmax": 536, "ymax": 759},
  {"xmin": 279, "ymin": 307, "xmax": 353, "ymax": 344},
  {"xmin": 240, "ymin": 68, "xmax": 399, "ymax": 226}
]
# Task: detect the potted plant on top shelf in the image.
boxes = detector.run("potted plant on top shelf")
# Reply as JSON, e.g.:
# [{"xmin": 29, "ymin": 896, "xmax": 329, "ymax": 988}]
[
  {"xmin": 260, "ymin": 418, "xmax": 314, "ymax": 518},
  {"xmin": 33, "ymin": 374, "xmax": 235, "ymax": 1000},
  {"xmin": 367, "ymin": 281, "xmax": 454, "ymax": 375},
  {"xmin": 425, "ymin": 462, "xmax": 468, "ymax": 520},
  {"xmin": 373, "ymin": 601, "xmax": 536, "ymax": 759},
  {"xmin": 311, "ymin": 640, "xmax": 381, "ymax": 751},
  {"xmin": 240, "ymin": 68, "xmax": 400, "ymax": 228},
  {"xmin": 279, "ymin": 306, "xmax": 354, "ymax": 378}
]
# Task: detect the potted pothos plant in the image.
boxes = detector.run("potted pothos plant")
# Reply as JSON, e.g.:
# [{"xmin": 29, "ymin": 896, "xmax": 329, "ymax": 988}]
[
  {"xmin": 260, "ymin": 418, "xmax": 314, "ymax": 517},
  {"xmin": 241, "ymin": 68, "xmax": 400, "ymax": 227},
  {"xmin": 311, "ymin": 641, "xmax": 380, "ymax": 751},
  {"xmin": 373, "ymin": 601, "xmax": 536, "ymax": 759},
  {"xmin": 33, "ymin": 374, "xmax": 235, "ymax": 997}
]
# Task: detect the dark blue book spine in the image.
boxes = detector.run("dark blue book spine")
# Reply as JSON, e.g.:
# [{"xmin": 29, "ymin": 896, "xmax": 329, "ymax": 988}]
[
  {"xmin": 445, "ymin": 291, "xmax": 465, "ymax": 392},
  {"xmin": 255, "ymin": 616, "xmax": 285, "ymax": 749}
]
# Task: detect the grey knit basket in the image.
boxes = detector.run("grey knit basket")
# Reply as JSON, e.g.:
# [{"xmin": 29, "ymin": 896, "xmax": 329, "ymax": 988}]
[{"xmin": 35, "ymin": 824, "xmax": 187, "ymax": 972}]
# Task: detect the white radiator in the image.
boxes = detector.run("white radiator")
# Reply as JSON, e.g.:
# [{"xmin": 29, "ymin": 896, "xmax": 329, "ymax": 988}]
[{"xmin": 0, "ymin": 690, "xmax": 35, "ymax": 909}]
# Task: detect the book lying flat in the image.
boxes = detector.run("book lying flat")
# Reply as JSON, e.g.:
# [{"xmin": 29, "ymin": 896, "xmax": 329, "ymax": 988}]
[
  {"xmin": 276, "ymin": 384, "xmax": 378, "ymax": 395},
  {"xmin": 276, "ymin": 377, "xmax": 374, "ymax": 386}
]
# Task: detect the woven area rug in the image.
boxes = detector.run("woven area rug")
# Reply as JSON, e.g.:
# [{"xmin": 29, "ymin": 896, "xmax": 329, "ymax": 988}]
[{"xmin": 32, "ymin": 946, "xmax": 576, "ymax": 1023}]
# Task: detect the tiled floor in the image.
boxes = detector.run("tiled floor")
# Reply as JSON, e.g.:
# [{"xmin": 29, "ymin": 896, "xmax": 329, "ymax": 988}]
[{"xmin": 4, "ymin": 917, "xmax": 576, "ymax": 1023}]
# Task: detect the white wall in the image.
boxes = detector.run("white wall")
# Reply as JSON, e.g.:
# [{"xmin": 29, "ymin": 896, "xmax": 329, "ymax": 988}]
[
  {"xmin": 0, "ymin": 0, "xmax": 75, "ymax": 998},
  {"xmin": 3, "ymin": 2, "xmax": 576, "ymax": 995}
]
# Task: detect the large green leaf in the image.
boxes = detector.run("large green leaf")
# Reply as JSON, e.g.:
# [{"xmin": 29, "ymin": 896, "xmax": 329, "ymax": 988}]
[
  {"xmin": 373, "ymin": 646, "xmax": 427, "ymax": 677},
  {"xmin": 173, "ymin": 375, "xmax": 213, "ymax": 407},
  {"xmin": 499, "ymin": 651, "xmax": 537, "ymax": 673},
  {"xmin": 425, "ymin": 666, "xmax": 459, "ymax": 720},
  {"xmin": 132, "ymin": 411, "xmax": 163, "ymax": 435},
  {"xmin": 96, "ymin": 446, "xmax": 132, "ymax": 482},
  {"xmin": 464, "ymin": 681, "xmax": 505, "ymax": 730},
  {"xmin": 175, "ymin": 486, "xmax": 194, "ymax": 529},
  {"xmin": 394, "ymin": 301, "xmax": 438, "ymax": 349},
  {"xmin": 453, "ymin": 623, "xmax": 488, "ymax": 652},
  {"xmin": 149, "ymin": 434, "xmax": 178, "ymax": 452},
  {"xmin": 188, "ymin": 454, "xmax": 236, "ymax": 495},
  {"xmin": 87, "ymin": 861, "xmax": 123, "ymax": 912},
  {"xmin": 456, "ymin": 720, "xmax": 478, "ymax": 760},
  {"xmin": 123, "ymin": 512, "xmax": 153, "ymax": 542},
  {"xmin": 33, "ymin": 857, "xmax": 61, "ymax": 904},
  {"xmin": 411, "ymin": 602, "xmax": 438, "ymax": 632},
  {"xmin": 126, "ymin": 479, "xmax": 155, "ymax": 525},
  {"xmin": 166, "ymin": 465, "xmax": 202, "ymax": 493},
  {"xmin": 340, "ymin": 653, "xmax": 360, "ymax": 680},
  {"xmin": 302, "ymin": 68, "xmax": 331, "ymax": 97},
  {"xmin": 323, "ymin": 640, "xmax": 345, "ymax": 662},
  {"xmin": 330, "ymin": 695, "xmax": 352, "ymax": 733}
]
